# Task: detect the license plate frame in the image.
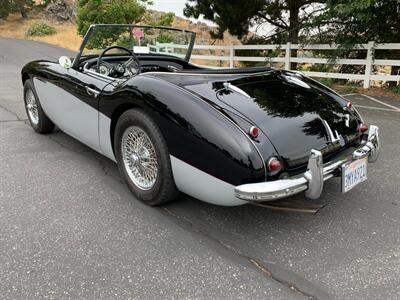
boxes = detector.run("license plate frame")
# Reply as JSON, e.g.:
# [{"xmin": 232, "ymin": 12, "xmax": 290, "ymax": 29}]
[{"xmin": 342, "ymin": 157, "xmax": 368, "ymax": 193}]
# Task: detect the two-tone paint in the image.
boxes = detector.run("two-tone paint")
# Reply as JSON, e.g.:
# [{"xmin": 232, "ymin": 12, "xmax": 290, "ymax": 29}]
[
  {"xmin": 22, "ymin": 59, "xmax": 268, "ymax": 205},
  {"xmin": 21, "ymin": 54, "xmax": 365, "ymax": 206}
]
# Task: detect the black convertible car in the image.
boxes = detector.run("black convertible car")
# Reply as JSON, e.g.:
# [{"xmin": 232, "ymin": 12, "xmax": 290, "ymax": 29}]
[{"xmin": 21, "ymin": 24, "xmax": 379, "ymax": 206}]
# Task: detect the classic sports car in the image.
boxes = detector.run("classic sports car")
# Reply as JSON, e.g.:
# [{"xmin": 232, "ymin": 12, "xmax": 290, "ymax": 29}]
[{"xmin": 21, "ymin": 24, "xmax": 380, "ymax": 206}]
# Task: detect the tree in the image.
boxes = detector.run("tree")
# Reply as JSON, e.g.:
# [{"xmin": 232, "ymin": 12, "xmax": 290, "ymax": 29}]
[
  {"xmin": 142, "ymin": 11, "xmax": 175, "ymax": 43},
  {"xmin": 144, "ymin": 11, "xmax": 175, "ymax": 27},
  {"xmin": 0, "ymin": 0, "xmax": 11, "ymax": 19},
  {"xmin": 184, "ymin": 0, "xmax": 326, "ymax": 68},
  {"xmin": 13, "ymin": 0, "xmax": 33, "ymax": 18},
  {"xmin": 0, "ymin": 0, "xmax": 33, "ymax": 19},
  {"xmin": 311, "ymin": 0, "xmax": 400, "ymax": 45},
  {"xmin": 76, "ymin": 0, "xmax": 151, "ymax": 38},
  {"xmin": 310, "ymin": 0, "xmax": 400, "ymax": 85}
]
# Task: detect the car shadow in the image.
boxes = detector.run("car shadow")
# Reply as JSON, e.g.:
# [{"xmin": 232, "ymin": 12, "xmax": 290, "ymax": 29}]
[
  {"xmin": 43, "ymin": 128, "xmax": 364, "ymax": 298},
  {"xmin": 48, "ymin": 126, "xmax": 352, "ymax": 233}
]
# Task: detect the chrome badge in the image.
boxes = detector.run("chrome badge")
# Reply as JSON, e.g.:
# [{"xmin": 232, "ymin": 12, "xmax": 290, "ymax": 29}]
[{"xmin": 344, "ymin": 114, "xmax": 350, "ymax": 127}]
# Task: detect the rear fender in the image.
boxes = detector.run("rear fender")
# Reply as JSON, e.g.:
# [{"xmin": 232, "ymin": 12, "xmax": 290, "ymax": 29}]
[{"xmin": 100, "ymin": 75, "xmax": 266, "ymax": 186}]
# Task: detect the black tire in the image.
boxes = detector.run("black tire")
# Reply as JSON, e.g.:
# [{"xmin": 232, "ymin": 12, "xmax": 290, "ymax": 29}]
[
  {"xmin": 114, "ymin": 109, "xmax": 179, "ymax": 206},
  {"xmin": 23, "ymin": 79, "xmax": 55, "ymax": 134}
]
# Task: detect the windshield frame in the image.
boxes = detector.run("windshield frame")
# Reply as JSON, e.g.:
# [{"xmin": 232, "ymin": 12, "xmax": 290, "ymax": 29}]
[{"xmin": 72, "ymin": 24, "xmax": 196, "ymax": 68}]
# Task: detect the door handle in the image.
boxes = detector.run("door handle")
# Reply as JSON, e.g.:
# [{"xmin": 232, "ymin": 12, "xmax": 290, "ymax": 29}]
[{"xmin": 86, "ymin": 86, "xmax": 100, "ymax": 98}]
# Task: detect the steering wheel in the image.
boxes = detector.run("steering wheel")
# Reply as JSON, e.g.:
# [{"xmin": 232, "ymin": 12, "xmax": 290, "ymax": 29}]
[{"xmin": 96, "ymin": 45, "xmax": 141, "ymax": 77}]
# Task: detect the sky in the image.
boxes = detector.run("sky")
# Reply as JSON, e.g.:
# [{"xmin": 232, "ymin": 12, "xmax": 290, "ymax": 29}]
[
  {"xmin": 151, "ymin": 0, "xmax": 187, "ymax": 18},
  {"xmin": 150, "ymin": 0, "xmax": 214, "ymax": 25}
]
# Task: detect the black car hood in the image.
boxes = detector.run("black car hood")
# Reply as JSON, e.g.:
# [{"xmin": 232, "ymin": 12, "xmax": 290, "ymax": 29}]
[{"xmin": 149, "ymin": 70, "xmax": 362, "ymax": 170}]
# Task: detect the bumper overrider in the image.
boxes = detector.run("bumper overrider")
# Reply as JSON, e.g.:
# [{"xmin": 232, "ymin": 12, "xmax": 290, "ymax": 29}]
[{"xmin": 234, "ymin": 125, "xmax": 380, "ymax": 202}]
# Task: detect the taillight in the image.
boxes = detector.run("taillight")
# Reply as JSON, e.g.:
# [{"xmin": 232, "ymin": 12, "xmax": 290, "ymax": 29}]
[
  {"xmin": 346, "ymin": 101, "xmax": 353, "ymax": 110},
  {"xmin": 267, "ymin": 157, "xmax": 282, "ymax": 174},
  {"xmin": 248, "ymin": 126, "xmax": 259, "ymax": 138},
  {"xmin": 358, "ymin": 123, "xmax": 368, "ymax": 133}
]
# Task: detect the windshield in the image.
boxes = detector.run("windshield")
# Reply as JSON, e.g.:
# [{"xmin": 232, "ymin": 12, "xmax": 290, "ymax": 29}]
[{"xmin": 76, "ymin": 24, "xmax": 196, "ymax": 64}]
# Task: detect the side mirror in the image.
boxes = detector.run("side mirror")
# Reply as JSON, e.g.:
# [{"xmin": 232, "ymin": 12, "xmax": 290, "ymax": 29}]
[{"xmin": 59, "ymin": 56, "xmax": 72, "ymax": 69}]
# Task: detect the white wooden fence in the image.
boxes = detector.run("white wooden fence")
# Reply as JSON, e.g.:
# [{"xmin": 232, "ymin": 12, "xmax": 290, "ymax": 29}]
[{"xmin": 152, "ymin": 42, "xmax": 400, "ymax": 89}]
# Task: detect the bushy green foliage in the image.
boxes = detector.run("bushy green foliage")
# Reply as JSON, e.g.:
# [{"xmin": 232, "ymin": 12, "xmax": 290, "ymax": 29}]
[
  {"xmin": 0, "ymin": 0, "xmax": 11, "ymax": 19},
  {"xmin": 307, "ymin": 1, "xmax": 400, "ymax": 83},
  {"xmin": 236, "ymin": 35, "xmax": 283, "ymax": 67},
  {"xmin": 309, "ymin": 64, "xmax": 335, "ymax": 73},
  {"xmin": 0, "ymin": 0, "xmax": 33, "ymax": 19},
  {"xmin": 145, "ymin": 11, "xmax": 174, "ymax": 27},
  {"xmin": 317, "ymin": 78, "xmax": 335, "ymax": 88},
  {"xmin": 184, "ymin": 0, "xmax": 324, "ymax": 44},
  {"xmin": 344, "ymin": 82, "xmax": 359, "ymax": 93},
  {"xmin": 76, "ymin": 0, "xmax": 150, "ymax": 37},
  {"xmin": 310, "ymin": 1, "xmax": 400, "ymax": 45},
  {"xmin": 142, "ymin": 11, "xmax": 175, "ymax": 44},
  {"xmin": 391, "ymin": 85, "xmax": 400, "ymax": 95},
  {"xmin": 76, "ymin": 0, "xmax": 152, "ymax": 49},
  {"xmin": 26, "ymin": 21, "xmax": 56, "ymax": 36}
]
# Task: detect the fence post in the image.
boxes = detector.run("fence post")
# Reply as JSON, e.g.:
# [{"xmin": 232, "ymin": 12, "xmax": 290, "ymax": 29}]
[
  {"xmin": 285, "ymin": 42, "xmax": 291, "ymax": 70},
  {"xmin": 364, "ymin": 41, "xmax": 375, "ymax": 89},
  {"xmin": 229, "ymin": 45, "xmax": 234, "ymax": 68}
]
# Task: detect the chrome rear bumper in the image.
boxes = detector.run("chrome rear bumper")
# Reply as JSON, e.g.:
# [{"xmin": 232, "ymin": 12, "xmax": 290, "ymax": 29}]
[{"xmin": 234, "ymin": 125, "xmax": 380, "ymax": 202}]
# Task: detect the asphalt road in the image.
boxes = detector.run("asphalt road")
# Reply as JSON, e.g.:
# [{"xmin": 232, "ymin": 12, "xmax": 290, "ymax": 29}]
[{"xmin": 1, "ymin": 38, "xmax": 399, "ymax": 299}]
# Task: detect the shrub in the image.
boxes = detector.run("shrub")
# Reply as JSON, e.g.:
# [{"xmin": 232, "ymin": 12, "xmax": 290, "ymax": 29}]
[
  {"xmin": 391, "ymin": 84, "xmax": 400, "ymax": 94},
  {"xmin": 344, "ymin": 81, "xmax": 359, "ymax": 93},
  {"xmin": 317, "ymin": 78, "xmax": 335, "ymax": 87},
  {"xmin": 26, "ymin": 21, "xmax": 56, "ymax": 37}
]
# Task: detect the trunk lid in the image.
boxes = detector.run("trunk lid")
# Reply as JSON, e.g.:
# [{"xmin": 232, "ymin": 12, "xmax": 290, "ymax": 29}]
[{"xmin": 152, "ymin": 71, "xmax": 362, "ymax": 170}]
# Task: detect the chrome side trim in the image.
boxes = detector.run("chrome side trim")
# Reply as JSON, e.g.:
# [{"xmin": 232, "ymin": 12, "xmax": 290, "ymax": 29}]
[
  {"xmin": 234, "ymin": 125, "xmax": 380, "ymax": 202},
  {"xmin": 83, "ymin": 65, "xmax": 120, "ymax": 82},
  {"xmin": 142, "ymin": 70, "xmax": 275, "ymax": 77},
  {"xmin": 223, "ymin": 82, "xmax": 252, "ymax": 98}
]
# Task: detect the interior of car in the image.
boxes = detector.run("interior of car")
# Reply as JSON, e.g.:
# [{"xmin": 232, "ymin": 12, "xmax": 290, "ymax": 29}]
[
  {"xmin": 74, "ymin": 25, "xmax": 272, "ymax": 80},
  {"xmin": 80, "ymin": 52, "xmax": 272, "ymax": 79}
]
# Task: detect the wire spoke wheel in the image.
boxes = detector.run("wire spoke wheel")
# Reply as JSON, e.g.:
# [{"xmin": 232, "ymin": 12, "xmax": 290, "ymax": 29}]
[
  {"xmin": 25, "ymin": 89, "xmax": 39, "ymax": 125},
  {"xmin": 122, "ymin": 126, "xmax": 158, "ymax": 190}
]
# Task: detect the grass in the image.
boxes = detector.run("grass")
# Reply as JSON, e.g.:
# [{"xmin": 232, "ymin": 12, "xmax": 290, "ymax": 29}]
[{"xmin": 0, "ymin": 13, "xmax": 81, "ymax": 51}]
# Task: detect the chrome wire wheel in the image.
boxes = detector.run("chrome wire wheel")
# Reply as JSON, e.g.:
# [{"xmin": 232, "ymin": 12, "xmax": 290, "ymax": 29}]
[
  {"xmin": 25, "ymin": 88, "xmax": 39, "ymax": 125},
  {"xmin": 122, "ymin": 126, "xmax": 158, "ymax": 190}
]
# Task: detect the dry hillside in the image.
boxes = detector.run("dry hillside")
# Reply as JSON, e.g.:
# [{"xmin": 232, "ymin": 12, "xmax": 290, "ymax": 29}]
[{"xmin": 0, "ymin": 1, "xmax": 240, "ymax": 52}]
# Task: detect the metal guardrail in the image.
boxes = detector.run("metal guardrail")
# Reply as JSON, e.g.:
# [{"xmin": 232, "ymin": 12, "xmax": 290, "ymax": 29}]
[{"xmin": 150, "ymin": 42, "xmax": 400, "ymax": 89}]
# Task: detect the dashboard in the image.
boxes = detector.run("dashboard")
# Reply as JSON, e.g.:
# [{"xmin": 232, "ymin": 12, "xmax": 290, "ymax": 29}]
[{"xmin": 85, "ymin": 58, "xmax": 184, "ymax": 79}]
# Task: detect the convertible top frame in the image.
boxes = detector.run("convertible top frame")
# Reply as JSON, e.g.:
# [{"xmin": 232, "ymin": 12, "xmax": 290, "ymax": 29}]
[{"xmin": 72, "ymin": 24, "xmax": 197, "ymax": 69}]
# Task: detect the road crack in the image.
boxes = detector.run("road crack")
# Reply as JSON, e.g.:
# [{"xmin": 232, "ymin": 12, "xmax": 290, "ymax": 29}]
[
  {"xmin": 0, "ymin": 103, "xmax": 23, "ymax": 121},
  {"xmin": 0, "ymin": 119, "xmax": 27, "ymax": 123},
  {"xmin": 162, "ymin": 207, "xmax": 321, "ymax": 299}
]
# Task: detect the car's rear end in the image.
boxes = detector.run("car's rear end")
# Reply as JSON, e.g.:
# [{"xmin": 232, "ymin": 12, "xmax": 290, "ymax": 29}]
[
  {"xmin": 171, "ymin": 69, "xmax": 380, "ymax": 202},
  {"xmin": 222, "ymin": 71, "xmax": 380, "ymax": 201}
]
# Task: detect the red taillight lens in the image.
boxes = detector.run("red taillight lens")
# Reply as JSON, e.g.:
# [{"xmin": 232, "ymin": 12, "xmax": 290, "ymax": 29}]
[
  {"xmin": 267, "ymin": 157, "xmax": 282, "ymax": 173},
  {"xmin": 249, "ymin": 126, "xmax": 259, "ymax": 138},
  {"xmin": 358, "ymin": 123, "xmax": 368, "ymax": 133},
  {"xmin": 346, "ymin": 101, "xmax": 353, "ymax": 110}
]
